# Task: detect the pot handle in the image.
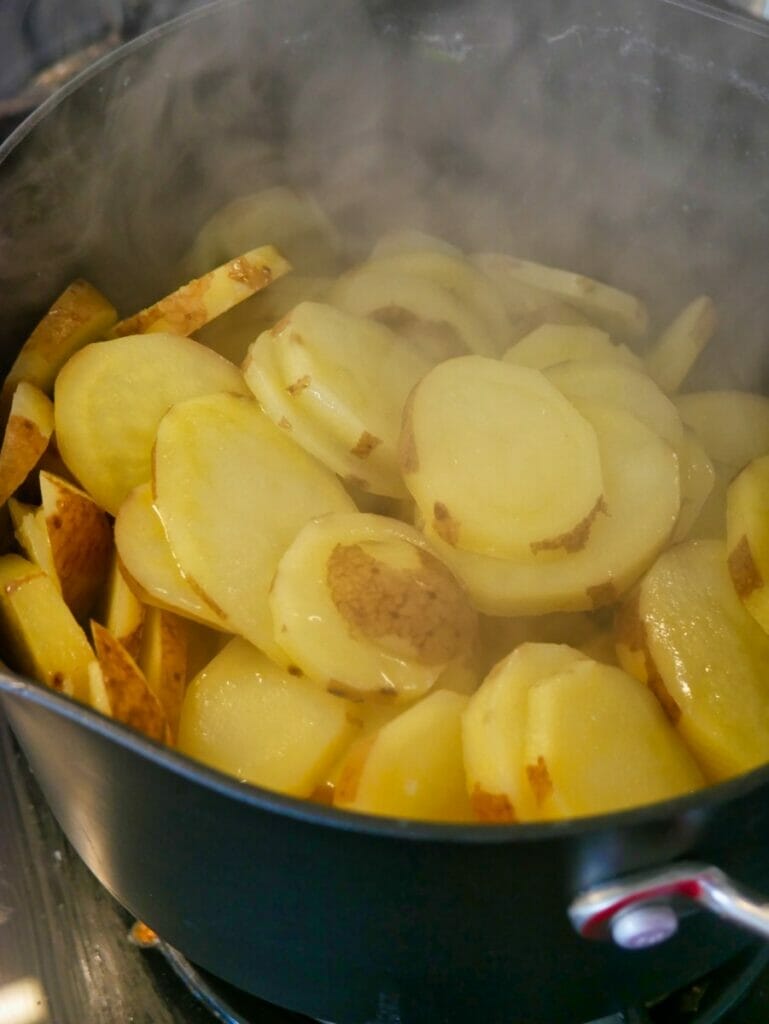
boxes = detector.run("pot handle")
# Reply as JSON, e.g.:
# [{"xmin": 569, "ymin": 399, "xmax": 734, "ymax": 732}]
[{"xmin": 569, "ymin": 862, "xmax": 769, "ymax": 950}]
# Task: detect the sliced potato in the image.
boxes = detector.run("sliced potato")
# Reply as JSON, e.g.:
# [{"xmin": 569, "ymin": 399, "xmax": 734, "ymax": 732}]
[
  {"xmin": 138, "ymin": 607, "xmax": 188, "ymax": 740},
  {"xmin": 100, "ymin": 555, "xmax": 145, "ymax": 660},
  {"xmin": 424, "ymin": 401, "xmax": 680, "ymax": 615},
  {"xmin": 269, "ymin": 512, "xmax": 477, "ymax": 703},
  {"xmin": 91, "ymin": 621, "xmax": 168, "ymax": 742},
  {"xmin": 335, "ymin": 689, "xmax": 472, "ymax": 822},
  {"xmin": 726, "ymin": 455, "xmax": 769, "ymax": 634},
  {"xmin": 675, "ymin": 390, "xmax": 769, "ymax": 471},
  {"xmin": 110, "ymin": 246, "xmax": 291, "ymax": 338},
  {"xmin": 524, "ymin": 659, "xmax": 703, "ymax": 819},
  {"xmin": 0, "ymin": 554, "xmax": 93, "ymax": 700},
  {"xmin": 370, "ymin": 229, "xmax": 461, "ymax": 260},
  {"xmin": 0, "ymin": 383, "xmax": 54, "ymax": 506},
  {"xmin": 401, "ymin": 356, "xmax": 604, "ymax": 559},
  {"xmin": 0, "ymin": 280, "xmax": 116, "ymax": 413},
  {"xmin": 645, "ymin": 296, "xmax": 717, "ymax": 393},
  {"xmin": 8, "ymin": 498, "xmax": 57, "ymax": 582},
  {"xmin": 463, "ymin": 642, "xmax": 587, "ymax": 822},
  {"xmin": 472, "ymin": 251, "xmax": 587, "ymax": 323},
  {"xmin": 177, "ymin": 638, "xmax": 357, "ymax": 797},
  {"xmin": 616, "ymin": 540, "xmax": 769, "ymax": 780},
  {"xmin": 39, "ymin": 471, "xmax": 112, "ymax": 621},
  {"xmin": 114, "ymin": 483, "xmax": 226, "ymax": 630},
  {"xmin": 673, "ymin": 428, "xmax": 716, "ymax": 542},
  {"xmin": 503, "ymin": 323, "xmax": 642, "ymax": 372},
  {"xmin": 152, "ymin": 392, "xmax": 355, "ymax": 661},
  {"xmin": 55, "ymin": 332, "xmax": 248, "ymax": 514}
]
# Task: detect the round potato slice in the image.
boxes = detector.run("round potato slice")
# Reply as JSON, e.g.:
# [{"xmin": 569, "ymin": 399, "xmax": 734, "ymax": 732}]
[
  {"xmin": 262, "ymin": 302, "xmax": 430, "ymax": 497},
  {"xmin": 269, "ymin": 512, "xmax": 477, "ymax": 703},
  {"xmin": 675, "ymin": 390, "xmax": 769, "ymax": 471},
  {"xmin": 55, "ymin": 333, "xmax": 248, "ymax": 514},
  {"xmin": 370, "ymin": 228, "xmax": 462, "ymax": 260},
  {"xmin": 424, "ymin": 401, "xmax": 680, "ymax": 615},
  {"xmin": 400, "ymin": 356, "xmax": 604, "ymax": 559},
  {"xmin": 503, "ymin": 324, "xmax": 643, "ymax": 372},
  {"xmin": 152, "ymin": 392, "xmax": 355, "ymax": 663}
]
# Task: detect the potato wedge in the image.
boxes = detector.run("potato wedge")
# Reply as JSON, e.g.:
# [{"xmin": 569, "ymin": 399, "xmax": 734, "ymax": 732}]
[
  {"xmin": 177, "ymin": 638, "xmax": 357, "ymax": 797},
  {"xmin": 524, "ymin": 660, "xmax": 703, "ymax": 819},
  {"xmin": 114, "ymin": 483, "xmax": 226, "ymax": 630},
  {"xmin": 269, "ymin": 512, "xmax": 477, "ymax": 703},
  {"xmin": 726, "ymin": 455, "xmax": 769, "ymax": 634},
  {"xmin": 110, "ymin": 246, "xmax": 291, "ymax": 339},
  {"xmin": 675, "ymin": 390, "xmax": 769, "ymax": 471},
  {"xmin": 645, "ymin": 297, "xmax": 717, "ymax": 394},
  {"xmin": 0, "ymin": 383, "xmax": 54, "ymax": 506},
  {"xmin": 335, "ymin": 689, "xmax": 472, "ymax": 822},
  {"xmin": 8, "ymin": 498, "xmax": 57, "ymax": 582},
  {"xmin": 91, "ymin": 621, "xmax": 168, "ymax": 742},
  {"xmin": 0, "ymin": 554, "xmax": 93, "ymax": 700},
  {"xmin": 0, "ymin": 280, "xmax": 116, "ymax": 414},
  {"xmin": 424, "ymin": 401, "xmax": 680, "ymax": 615},
  {"xmin": 616, "ymin": 540, "xmax": 769, "ymax": 780},
  {"xmin": 503, "ymin": 324, "xmax": 642, "ymax": 372},
  {"xmin": 39, "ymin": 471, "xmax": 112, "ymax": 621},
  {"xmin": 138, "ymin": 607, "xmax": 188, "ymax": 741},
  {"xmin": 100, "ymin": 555, "xmax": 145, "ymax": 660},
  {"xmin": 152, "ymin": 393, "xmax": 355, "ymax": 662},
  {"xmin": 55, "ymin": 332, "xmax": 248, "ymax": 514},
  {"xmin": 463, "ymin": 643, "xmax": 588, "ymax": 822},
  {"xmin": 401, "ymin": 356, "xmax": 604, "ymax": 559}
]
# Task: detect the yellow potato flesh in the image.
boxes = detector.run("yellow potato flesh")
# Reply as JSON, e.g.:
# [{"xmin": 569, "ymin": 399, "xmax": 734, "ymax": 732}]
[
  {"xmin": 402, "ymin": 356, "xmax": 604, "ymax": 559},
  {"xmin": 335, "ymin": 689, "xmax": 472, "ymax": 822},
  {"xmin": 268, "ymin": 302, "xmax": 430, "ymax": 498},
  {"xmin": 114, "ymin": 483, "xmax": 226, "ymax": 630},
  {"xmin": 152, "ymin": 393, "xmax": 354, "ymax": 662},
  {"xmin": 138, "ymin": 607, "xmax": 188, "ymax": 741},
  {"xmin": 425, "ymin": 401, "xmax": 680, "ymax": 615},
  {"xmin": 616, "ymin": 540, "xmax": 769, "ymax": 781},
  {"xmin": 8, "ymin": 499, "xmax": 57, "ymax": 583},
  {"xmin": 177, "ymin": 638, "xmax": 357, "ymax": 797},
  {"xmin": 503, "ymin": 324, "xmax": 642, "ymax": 372},
  {"xmin": 462, "ymin": 642, "xmax": 587, "ymax": 822},
  {"xmin": 370, "ymin": 229, "xmax": 461, "ymax": 261},
  {"xmin": 673, "ymin": 428, "xmax": 716, "ymax": 542},
  {"xmin": 0, "ymin": 382, "xmax": 54, "ymax": 506},
  {"xmin": 54, "ymin": 333, "xmax": 248, "ymax": 514},
  {"xmin": 269, "ymin": 512, "xmax": 477, "ymax": 703},
  {"xmin": 524, "ymin": 660, "xmax": 704, "ymax": 820},
  {"xmin": 645, "ymin": 296, "xmax": 717, "ymax": 393},
  {"xmin": 726, "ymin": 455, "xmax": 769, "ymax": 633},
  {"xmin": 100, "ymin": 555, "xmax": 145, "ymax": 660},
  {"xmin": 675, "ymin": 390, "xmax": 769, "ymax": 472}
]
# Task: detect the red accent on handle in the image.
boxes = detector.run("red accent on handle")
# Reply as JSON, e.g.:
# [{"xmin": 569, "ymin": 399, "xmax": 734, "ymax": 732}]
[{"xmin": 578, "ymin": 877, "xmax": 703, "ymax": 938}]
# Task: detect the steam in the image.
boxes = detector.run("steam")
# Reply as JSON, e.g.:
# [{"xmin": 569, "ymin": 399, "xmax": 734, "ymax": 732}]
[{"xmin": 0, "ymin": 0, "xmax": 768, "ymax": 387}]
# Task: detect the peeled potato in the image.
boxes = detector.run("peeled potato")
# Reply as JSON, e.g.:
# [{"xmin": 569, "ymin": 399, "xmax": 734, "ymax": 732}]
[
  {"xmin": 177, "ymin": 638, "xmax": 357, "ymax": 797},
  {"xmin": 269, "ymin": 512, "xmax": 477, "ymax": 703},
  {"xmin": 400, "ymin": 356, "xmax": 604, "ymax": 559},
  {"xmin": 616, "ymin": 540, "xmax": 769, "ymax": 781},
  {"xmin": 55, "ymin": 333, "xmax": 248, "ymax": 514},
  {"xmin": 424, "ymin": 401, "xmax": 680, "ymax": 615},
  {"xmin": 503, "ymin": 324, "xmax": 642, "ymax": 372},
  {"xmin": 726, "ymin": 455, "xmax": 769, "ymax": 634},
  {"xmin": 335, "ymin": 689, "xmax": 472, "ymax": 822},
  {"xmin": 645, "ymin": 296, "xmax": 717, "ymax": 393},
  {"xmin": 0, "ymin": 382, "xmax": 54, "ymax": 506},
  {"xmin": 675, "ymin": 390, "xmax": 769, "ymax": 472},
  {"xmin": 152, "ymin": 392, "xmax": 355, "ymax": 662}
]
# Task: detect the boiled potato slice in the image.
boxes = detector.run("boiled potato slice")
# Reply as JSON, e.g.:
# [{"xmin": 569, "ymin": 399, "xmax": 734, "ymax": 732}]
[
  {"xmin": 55, "ymin": 332, "xmax": 248, "ymax": 514},
  {"xmin": 424, "ymin": 401, "xmax": 680, "ymax": 615},
  {"xmin": 0, "ymin": 280, "xmax": 116, "ymax": 413},
  {"xmin": 472, "ymin": 251, "xmax": 587, "ymax": 323},
  {"xmin": 194, "ymin": 274, "xmax": 331, "ymax": 365},
  {"xmin": 335, "ymin": 689, "xmax": 472, "ymax": 822},
  {"xmin": 544, "ymin": 358, "xmax": 683, "ymax": 450},
  {"xmin": 726, "ymin": 455, "xmax": 769, "ymax": 633},
  {"xmin": 672, "ymin": 428, "xmax": 716, "ymax": 542},
  {"xmin": 185, "ymin": 186, "xmax": 340, "ymax": 276},
  {"xmin": 479, "ymin": 254, "xmax": 648, "ymax": 340},
  {"xmin": 0, "ymin": 554, "xmax": 93, "ymax": 700},
  {"xmin": 503, "ymin": 324, "xmax": 642, "ymax": 372},
  {"xmin": 370, "ymin": 229, "xmax": 461, "ymax": 260},
  {"xmin": 39, "ymin": 471, "xmax": 112, "ymax": 621},
  {"xmin": 0, "ymin": 383, "xmax": 54, "ymax": 506},
  {"xmin": 616, "ymin": 540, "xmax": 769, "ymax": 780},
  {"xmin": 177, "ymin": 638, "xmax": 357, "ymax": 797},
  {"xmin": 251, "ymin": 302, "xmax": 430, "ymax": 497},
  {"xmin": 91, "ymin": 622, "xmax": 168, "ymax": 742},
  {"xmin": 400, "ymin": 356, "xmax": 604, "ymax": 559},
  {"xmin": 269, "ymin": 512, "xmax": 477, "ymax": 703},
  {"xmin": 114, "ymin": 483, "xmax": 226, "ymax": 630},
  {"xmin": 153, "ymin": 393, "xmax": 355, "ymax": 661},
  {"xmin": 675, "ymin": 391, "xmax": 769, "ymax": 471},
  {"xmin": 100, "ymin": 555, "xmax": 145, "ymax": 660},
  {"xmin": 329, "ymin": 267, "xmax": 492, "ymax": 359},
  {"xmin": 138, "ymin": 607, "xmax": 188, "ymax": 741},
  {"xmin": 110, "ymin": 246, "xmax": 290, "ymax": 338},
  {"xmin": 524, "ymin": 660, "xmax": 704, "ymax": 820},
  {"xmin": 645, "ymin": 297, "xmax": 717, "ymax": 394},
  {"xmin": 463, "ymin": 642, "xmax": 587, "ymax": 822}
]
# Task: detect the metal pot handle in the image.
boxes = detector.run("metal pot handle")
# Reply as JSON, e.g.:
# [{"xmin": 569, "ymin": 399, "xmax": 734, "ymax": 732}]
[{"xmin": 569, "ymin": 862, "xmax": 769, "ymax": 950}]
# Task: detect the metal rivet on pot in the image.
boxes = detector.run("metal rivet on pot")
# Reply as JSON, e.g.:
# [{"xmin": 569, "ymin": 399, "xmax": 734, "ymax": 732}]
[{"xmin": 610, "ymin": 904, "xmax": 679, "ymax": 950}]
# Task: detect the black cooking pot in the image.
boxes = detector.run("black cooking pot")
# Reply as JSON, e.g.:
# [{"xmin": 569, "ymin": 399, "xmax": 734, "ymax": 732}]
[{"xmin": 2, "ymin": 2, "xmax": 769, "ymax": 1021}]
